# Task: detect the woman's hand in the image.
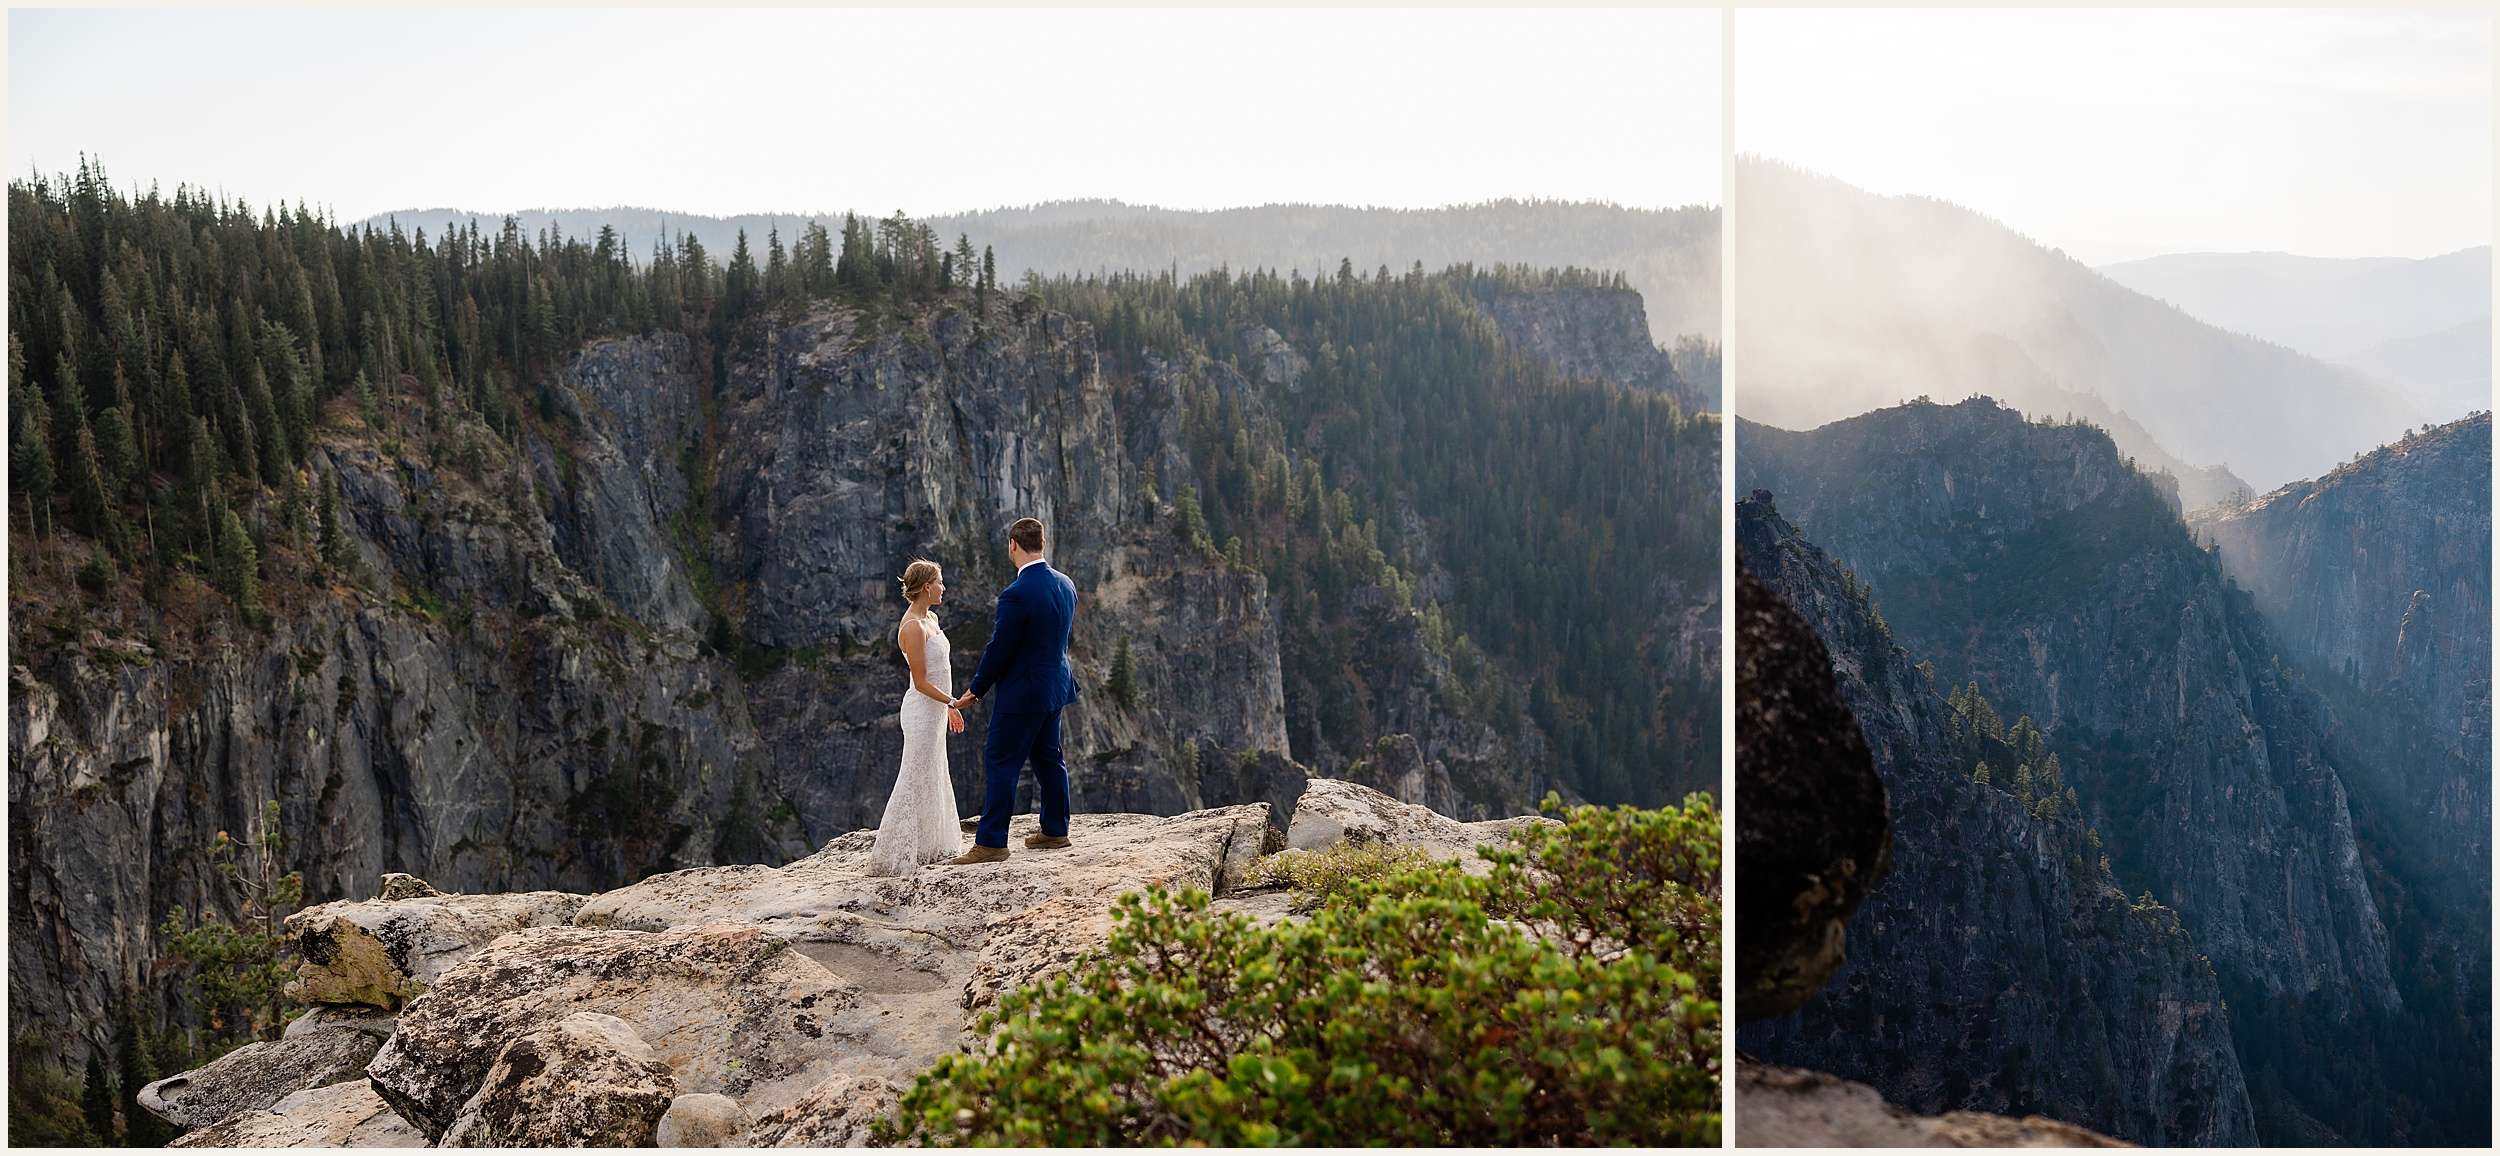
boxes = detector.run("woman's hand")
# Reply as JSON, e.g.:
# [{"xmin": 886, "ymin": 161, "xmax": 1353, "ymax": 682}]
[{"xmin": 947, "ymin": 707, "xmax": 966, "ymax": 733}]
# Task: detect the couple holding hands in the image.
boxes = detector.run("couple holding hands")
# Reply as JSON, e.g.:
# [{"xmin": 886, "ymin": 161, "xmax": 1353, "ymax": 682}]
[{"xmin": 866, "ymin": 517, "xmax": 1081, "ymax": 876}]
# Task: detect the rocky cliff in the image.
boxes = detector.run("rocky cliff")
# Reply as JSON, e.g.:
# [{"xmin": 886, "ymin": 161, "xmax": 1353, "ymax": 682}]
[
  {"xmin": 1735, "ymin": 493, "xmax": 2254, "ymax": 1146},
  {"xmin": 1466, "ymin": 279, "xmax": 1705, "ymax": 411},
  {"xmin": 2192, "ymin": 411, "xmax": 2491, "ymax": 912},
  {"xmin": 1738, "ymin": 400, "xmax": 2396, "ymax": 1022},
  {"xmin": 10, "ymin": 283, "xmax": 1650, "ymax": 1075}
]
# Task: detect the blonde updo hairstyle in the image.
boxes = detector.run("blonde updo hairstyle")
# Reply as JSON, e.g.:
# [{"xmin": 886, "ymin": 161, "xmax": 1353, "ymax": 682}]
[{"xmin": 899, "ymin": 559, "xmax": 943, "ymax": 603}]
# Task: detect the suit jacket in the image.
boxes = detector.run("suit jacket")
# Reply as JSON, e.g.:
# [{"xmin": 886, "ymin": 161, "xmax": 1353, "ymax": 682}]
[{"xmin": 967, "ymin": 560, "xmax": 1080, "ymax": 714}]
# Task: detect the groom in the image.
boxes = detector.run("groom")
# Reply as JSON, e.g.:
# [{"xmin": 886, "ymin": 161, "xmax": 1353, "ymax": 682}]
[{"xmin": 945, "ymin": 517, "xmax": 1080, "ymax": 864}]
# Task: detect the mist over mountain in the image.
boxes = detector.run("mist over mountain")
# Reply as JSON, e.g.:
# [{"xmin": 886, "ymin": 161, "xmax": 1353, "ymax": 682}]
[
  {"xmin": 1733, "ymin": 158, "xmax": 2420, "ymax": 497},
  {"xmin": 2096, "ymin": 248, "xmax": 2490, "ymax": 357},
  {"xmin": 2097, "ymin": 248, "xmax": 2492, "ymax": 421},
  {"xmin": 357, "ymin": 199, "xmax": 1722, "ymax": 404}
]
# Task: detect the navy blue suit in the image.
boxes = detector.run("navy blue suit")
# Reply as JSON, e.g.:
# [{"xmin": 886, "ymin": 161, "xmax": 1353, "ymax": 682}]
[{"xmin": 966, "ymin": 559, "xmax": 1080, "ymax": 847}]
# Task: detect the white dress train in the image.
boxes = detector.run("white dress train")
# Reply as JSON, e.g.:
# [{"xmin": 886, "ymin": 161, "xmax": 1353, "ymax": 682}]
[{"xmin": 869, "ymin": 614, "xmax": 964, "ymax": 875}]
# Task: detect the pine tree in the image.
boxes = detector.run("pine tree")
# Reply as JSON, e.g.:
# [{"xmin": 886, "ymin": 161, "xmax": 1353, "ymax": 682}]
[
  {"xmin": 764, "ymin": 226, "xmax": 790, "ymax": 307},
  {"xmin": 215, "ymin": 504, "xmax": 259, "ymax": 614},
  {"xmin": 78, "ymin": 1052, "xmax": 116, "ymax": 1145},
  {"xmin": 799, "ymin": 221, "xmax": 835, "ymax": 296},
  {"xmin": 1108, "ymin": 636, "xmax": 1138, "ymax": 708},
  {"xmin": 727, "ymin": 229, "xmax": 759, "ymax": 321},
  {"xmin": 353, "ymin": 370, "xmax": 381, "ymax": 431},
  {"xmin": 12, "ymin": 384, "xmax": 54, "ymax": 538},
  {"xmin": 94, "ymin": 405, "xmax": 141, "ymax": 496},
  {"xmin": 66, "ymin": 425, "xmax": 116, "ymax": 542},
  {"xmin": 53, "ymin": 352, "xmax": 87, "ymax": 435},
  {"xmin": 115, "ymin": 1005, "xmax": 171, "ymax": 1147}
]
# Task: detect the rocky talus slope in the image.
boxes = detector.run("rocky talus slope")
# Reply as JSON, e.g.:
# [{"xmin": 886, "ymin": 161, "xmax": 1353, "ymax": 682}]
[
  {"xmin": 1740, "ymin": 400, "xmax": 2396, "ymax": 1023},
  {"xmin": 2192, "ymin": 411, "xmax": 2492, "ymax": 911},
  {"xmin": 138, "ymin": 778, "xmax": 1535, "ymax": 1147},
  {"xmin": 1735, "ymin": 493, "xmax": 2255, "ymax": 1146},
  {"xmin": 12, "ymin": 288, "xmax": 1657, "ymax": 1068}
]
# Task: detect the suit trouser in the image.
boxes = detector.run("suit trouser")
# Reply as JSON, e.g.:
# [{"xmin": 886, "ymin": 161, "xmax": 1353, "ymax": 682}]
[{"xmin": 976, "ymin": 708, "xmax": 1070, "ymax": 848}]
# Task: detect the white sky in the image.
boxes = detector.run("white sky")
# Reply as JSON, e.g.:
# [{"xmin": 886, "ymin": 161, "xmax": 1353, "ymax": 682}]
[
  {"xmin": 9, "ymin": 7, "xmax": 1723, "ymax": 221},
  {"xmin": 1738, "ymin": 8, "xmax": 2493, "ymax": 262}
]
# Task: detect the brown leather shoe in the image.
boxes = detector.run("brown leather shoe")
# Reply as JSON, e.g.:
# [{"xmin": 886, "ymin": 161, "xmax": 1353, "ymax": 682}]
[
  {"xmin": 1024, "ymin": 833, "xmax": 1071, "ymax": 850},
  {"xmin": 946, "ymin": 845, "xmax": 1009, "ymax": 865}
]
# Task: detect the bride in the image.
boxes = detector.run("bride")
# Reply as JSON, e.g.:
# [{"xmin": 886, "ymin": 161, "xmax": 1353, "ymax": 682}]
[{"xmin": 868, "ymin": 559, "xmax": 968, "ymax": 876}]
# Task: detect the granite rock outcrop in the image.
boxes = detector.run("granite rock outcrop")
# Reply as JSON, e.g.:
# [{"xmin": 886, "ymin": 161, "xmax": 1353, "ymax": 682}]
[{"xmin": 152, "ymin": 780, "xmax": 1491, "ymax": 1148}]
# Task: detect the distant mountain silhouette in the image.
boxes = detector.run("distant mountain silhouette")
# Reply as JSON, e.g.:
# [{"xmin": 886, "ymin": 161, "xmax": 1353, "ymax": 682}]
[
  {"xmin": 2096, "ymin": 248, "xmax": 2489, "ymax": 358},
  {"xmin": 1734, "ymin": 158, "xmax": 2418, "ymax": 496},
  {"xmin": 2332, "ymin": 318, "xmax": 2492, "ymax": 418}
]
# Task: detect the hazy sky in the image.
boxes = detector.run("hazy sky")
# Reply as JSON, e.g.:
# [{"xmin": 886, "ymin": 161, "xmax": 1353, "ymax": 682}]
[
  {"xmin": 1738, "ymin": 8, "xmax": 2492, "ymax": 263},
  {"xmin": 10, "ymin": 8, "xmax": 1722, "ymax": 221}
]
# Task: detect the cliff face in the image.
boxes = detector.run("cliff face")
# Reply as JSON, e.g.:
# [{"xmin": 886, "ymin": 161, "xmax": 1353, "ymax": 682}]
[
  {"xmin": 2193, "ymin": 412, "xmax": 2492, "ymax": 909},
  {"xmin": 1735, "ymin": 494, "xmax": 2254, "ymax": 1146},
  {"xmin": 1470, "ymin": 283, "xmax": 1704, "ymax": 410},
  {"xmin": 1738, "ymin": 400, "xmax": 2396, "ymax": 1023},
  {"xmin": 10, "ymin": 288, "xmax": 1633, "ymax": 1064}
]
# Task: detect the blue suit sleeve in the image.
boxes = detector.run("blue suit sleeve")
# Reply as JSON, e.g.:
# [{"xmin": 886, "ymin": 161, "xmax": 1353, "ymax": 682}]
[{"xmin": 968, "ymin": 585, "xmax": 1028, "ymax": 699}]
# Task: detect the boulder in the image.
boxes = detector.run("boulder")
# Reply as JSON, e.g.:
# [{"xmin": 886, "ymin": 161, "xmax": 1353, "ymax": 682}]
[
  {"xmin": 1733, "ymin": 559, "xmax": 1890, "ymax": 1024},
  {"xmin": 165, "ymin": 1079, "xmax": 425, "ymax": 1148},
  {"xmin": 1736, "ymin": 1061, "xmax": 2129, "ymax": 1147},
  {"xmin": 283, "ymin": 1004, "xmax": 399, "ymax": 1041},
  {"xmin": 377, "ymin": 873, "xmax": 442, "ymax": 900},
  {"xmin": 1283, "ymin": 777, "xmax": 1556, "ymax": 870},
  {"xmin": 366, "ymin": 923, "xmax": 857, "ymax": 1139},
  {"xmin": 656, "ymin": 1092, "xmax": 752, "ymax": 1147},
  {"xmin": 285, "ymin": 888, "xmax": 590, "ymax": 1009},
  {"xmin": 438, "ymin": 1013, "xmax": 678, "ymax": 1147},
  {"xmin": 139, "ymin": 1027, "xmax": 381, "ymax": 1130},
  {"xmin": 745, "ymin": 1076, "xmax": 904, "ymax": 1148}
]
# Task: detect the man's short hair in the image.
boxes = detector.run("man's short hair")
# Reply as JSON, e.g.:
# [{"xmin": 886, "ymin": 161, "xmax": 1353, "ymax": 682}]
[{"xmin": 1009, "ymin": 518, "xmax": 1046, "ymax": 553}]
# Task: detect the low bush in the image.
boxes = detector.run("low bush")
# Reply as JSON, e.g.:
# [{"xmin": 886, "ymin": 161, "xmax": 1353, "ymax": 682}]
[
  {"xmin": 884, "ymin": 793, "xmax": 1721, "ymax": 1146},
  {"xmin": 1242, "ymin": 839, "xmax": 1441, "ymax": 912}
]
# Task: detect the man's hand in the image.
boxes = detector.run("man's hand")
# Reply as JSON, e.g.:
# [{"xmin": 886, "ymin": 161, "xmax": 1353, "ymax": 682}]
[{"xmin": 951, "ymin": 692, "xmax": 977, "ymax": 710}]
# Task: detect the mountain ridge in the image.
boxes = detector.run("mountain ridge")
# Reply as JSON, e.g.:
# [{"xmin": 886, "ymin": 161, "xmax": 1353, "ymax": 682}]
[{"xmin": 1733, "ymin": 157, "xmax": 2420, "ymax": 494}]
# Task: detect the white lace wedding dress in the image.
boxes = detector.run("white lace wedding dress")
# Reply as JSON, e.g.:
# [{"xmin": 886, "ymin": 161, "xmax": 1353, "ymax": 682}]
[{"xmin": 869, "ymin": 614, "xmax": 964, "ymax": 875}]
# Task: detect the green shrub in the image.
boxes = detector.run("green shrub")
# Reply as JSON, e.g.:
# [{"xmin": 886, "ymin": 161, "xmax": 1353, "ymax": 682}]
[
  {"xmin": 159, "ymin": 801, "xmax": 303, "ymax": 1051},
  {"xmin": 1243, "ymin": 840, "xmax": 1441, "ymax": 913},
  {"xmin": 884, "ymin": 793, "xmax": 1721, "ymax": 1146}
]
